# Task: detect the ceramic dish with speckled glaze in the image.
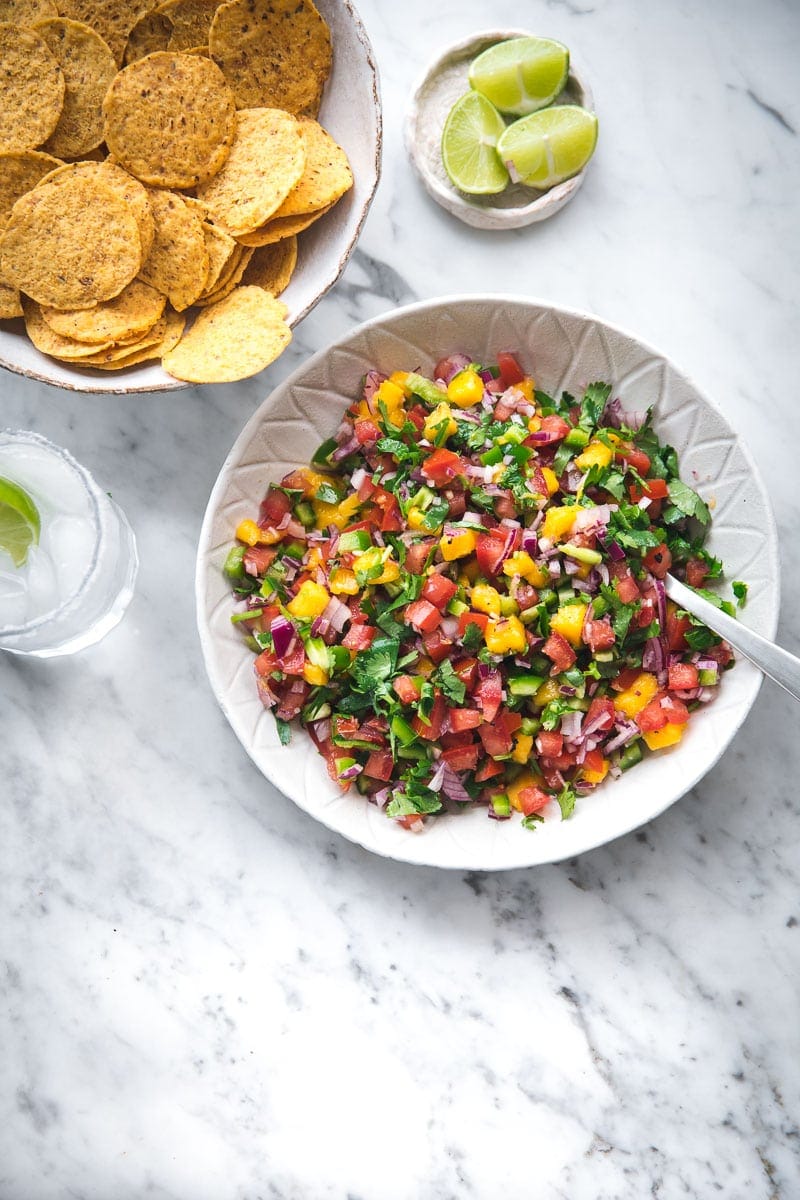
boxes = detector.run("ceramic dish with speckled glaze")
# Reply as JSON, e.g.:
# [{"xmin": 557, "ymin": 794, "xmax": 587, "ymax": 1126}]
[{"xmin": 196, "ymin": 296, "xmax": 778, "ymax": 870}]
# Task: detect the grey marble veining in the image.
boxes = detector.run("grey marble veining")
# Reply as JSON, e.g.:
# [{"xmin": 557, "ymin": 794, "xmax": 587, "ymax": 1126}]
[{"xmin": 2, "ymin": 1, "xmax": 799, "ymax": 1197}]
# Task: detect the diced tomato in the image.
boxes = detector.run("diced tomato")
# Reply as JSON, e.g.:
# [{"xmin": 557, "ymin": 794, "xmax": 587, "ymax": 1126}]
[
  {"xmin": 380, "ymin": 497, "xmax": 403, "ymax": 532},
  {"xmin": 448, "ymin": 707, "xmax": 483, "ymax": 732},
  {"xmin": 707, "ymin": 641, "xmax": 733, "ymax": 667},
  {"xmin": 540, "ymin": 764, "xmax": 566, "ymax": 791},
  {"xmin": 243, "ymin": 546, "xmax": 277, "ymax": 576},
  {"xmin": 421, "ymin": 573, "xmax": 458, "ymax": 609},
  {"xmin": 666, "ymin": 610, "xmax": 692, "ymax": 652},
  {"xmin": 685, "ymin": 558, "xmax": 709, "ymax": 588},
  {"xmin": 542, "ymin": 631, "xmax": 577, "ymax": 673},
  {"xmin": 275, "ymin": 680, "xmax": 310, "ymax": 721},
  {"xmin": 394, "ymin": 674, "xmax": 421, "ymax": 704},
  {"xmin": 668, "ymin": 663, "xmax": 699, "ymax": 691},
  {"xmin": 539, "ymin": 414, "xmax": 570, "ymax": 442},
  {"xmin": 660, "ymin": 694, "xmax": 690, "ymax": 724},
  {"xmin": 478, "ymin": 723, "xmax": 513, "ymax": 758},
  {"xmin": 441, "ymin": 744, "xmax": 480, "ymax": 772},
  {"xmin": 497, "ymin": 351, "xmax": 525, "ymax": 387},
  {"xmin": 611, "ymin": 666, "xmax": 642, "ymax": 692},
  {"xmin": 342, "ymin": 623, "xmax": 377, "ymax": 651},
  {"xmin": 457, "ymin": 610, "xmax": 489, "ymax": 637},
  {"xmin": 516, "ymin": 583, "xmax": 539, "ymax": 612},
  {"xmin": 543, "ymin": 751, "xmax": 578, "ymax": 771},
  {"xmin": 517, "ymin": 786, "xmax": 551, "ymax": 817},
  {"xmin": 412, "ymin": 692, "xmax": 447, "ymax": 741},
  {"xmin": 422, "ymin": 627, "xmax": 453, "ymax": 663},
  {"xmin": 609, "ymin": 561, "xmax": 641, "ymax": 605},
  {"xmin": 494, "ymin": 491, "xmax": 518, "ymax": 521},
  {"xmin": 364, "ymin": 749, "xmax": 394, "ymax": 781},
  {"xmin": 404, "ymin": 598, "xmax": 442, "ymax": 633},
  {"xmin": 614, "ymin": 443, "xmax": 652, "ymax": 475},
  {"xmin": 636, "ymin": 696, "xmax": 669, "ymax": 732},
  {"xmin": 254, "ymin": 648, "xmax": 277, "ymax": 677},
  {"xmin": 354, "ymin": 419, "xmax": 380, "ymax": 445},
  {"xmin": 332, "ymin": 715, "xmax": 360, "ymax": 743},
  {"xmin": 259, "ymin": 485, "xmax": 292, "ymax": 527},
  {"xmin": 396, "ymin": 813, "xmax": 424, "ymax": 831},
  {"xmin": 440, "ymin": 729, "xmax": 474, "ymax": 749},
  {"xmin": 403, "ymin": 539, "xmax": 435, "ymax": 576},
  {"xmin": 636, "ymin": 597, "xmax": 657, "ymax": 627},
  {"xmin": 581, "ymin": 748, "xmax": 606, "ymax": 776},
  {"xmin": 628, "ymin": 477, "xmax": 669, "ymax": 502},
  {"xmin": 474, "ymin": 668, "xmax": 503, "ymax": 722},
  {"xmin": 475, "ymin": 529, "xmax": 511, "ymax": 578},
  {"xmin": 582, "ymin": 617, "xmax": 615, "ymax": 652},
  {"xmin": 445, "ymin": 490, "xmax": 466, "ymax": 519},
  {"xmin": 475, "ymin": 759, "xmax": 504, "ymax": 782},
  {"xmin": 492, "ymin": 398, "xmax": 516, "ymax": 422},
  {"xmin": 358, "ymin": 719, "xmax": 389, "ymax": 747},
  {"xmin": 348, "ymin": 595, "xmax": 370, "ymax": 624},
  {"xmin": 421, "ymin": 448, "xmax": 464, "ymax": 487},
  {"xmin": 643, "ymin": 542, "xmax": 672, "ymax": 578},
  {"xmin": 585, "ymin": 696, "xmax": 616, "ymax": 732},
  {"xmin": 536, "ymin": 730, "xmax": 564, "ymax": 757},
  {"xmin": 452, "ymin": 657, "xmax": 479, "ymax": 689},
  {"xmin": 406, "ymin": 404, "xmax": 428, "ymax": 431},
  {"xmin": 277, "ymin": 641, "xmax": 306, "ymax": 676}
]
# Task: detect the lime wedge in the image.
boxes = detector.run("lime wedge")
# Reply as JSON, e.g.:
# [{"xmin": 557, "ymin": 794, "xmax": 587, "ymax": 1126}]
[
  {"xmin": 497, "ymin": 105, "xmax": 598, "ymax": 190},
  {"xmin": 468, "ymin": 36, "xmax": 570, "ymax": 116},
  {"xmin": 0, "ymin": 475, "xmax": 40, "ymax": 567},
  {"xmin": 441, "ymin": 92, "xmax": 509, "ymax": 195}
]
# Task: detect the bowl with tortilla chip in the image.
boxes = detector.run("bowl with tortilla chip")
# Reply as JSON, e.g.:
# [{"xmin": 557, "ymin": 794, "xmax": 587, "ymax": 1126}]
[{"xmin": 0, "ymin": 0, "xmax": 381, "ymax": 391}]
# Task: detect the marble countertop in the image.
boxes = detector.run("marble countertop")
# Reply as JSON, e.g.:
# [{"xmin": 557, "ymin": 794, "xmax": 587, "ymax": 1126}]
[{"xmin": 2, "ymin": 1, "xmax": 799, "ymax": 1197}]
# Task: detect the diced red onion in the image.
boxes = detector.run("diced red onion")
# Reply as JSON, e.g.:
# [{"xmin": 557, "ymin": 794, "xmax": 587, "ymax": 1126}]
[
  {"xmin": 350, "ymin": 467, "xmax": 367, "ymax": 491},
  {"xmin": 270, "ymin": 615, "xmax": 296, "ymax": 658},
  {"xmin": 521, "ymin": 529, "xmax": 539, "ymax": 555},
  {"xmin": 321, "ymin": 595, "xmax": 350, "ymax": 633},
  {"xmin": 500, "ymin": 517, "xmax": 521, "ymax": 529},
  {"xmin": 698, "ymin": 687, "xmax": 716, "ymax": 703},
  {"xmin": 563, "ymin": 557, "xmax": 580, "ymax": 576},
  {"xmin": 256, "ymin": 676, "xmax": 277, "ymax": 709},
  {"xmin": 605, "ymin": 540, "xmax": 626, "ymax": 562},
  {"xmin": 308, "ymin": 717, "xmax": 331, "ymax": 743},
  {"xmin": 548, "ymin": 560, "xmax": 562, "ymax": 579},
  {"xmin": 435, "ymin": 354, "xmax": 472, "ymax": 383},
  {"xmin": 642, "ymin": 637, "xmax": 665, "ymax": 676},
  {"xmin": 428, "ymin": 762, "xmax": 446, "ymax": 793},
  {"xmin": 561, "ymin": 710, "xmax": 583, "ymax": 741},
  {"xmin": 440, "ymin": 616, "xmax": 459, "ymax": 639},
  {"xmin": 339, "ymin": 763, "xmax": 363, "ymax": 782},
  {"xmin": 440, "ymin": 766, "xmax": 471, "ymax": 804},
  {"xmin": 372, "ymin": 787, "xmax": 391, "ymax": 809},
  {"xmin": 363, "ymin": 369, "xmax": 386, "ymax": 403}
]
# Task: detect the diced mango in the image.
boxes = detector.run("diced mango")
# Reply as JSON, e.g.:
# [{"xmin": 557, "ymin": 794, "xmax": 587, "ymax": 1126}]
[
  {"xmin": 287, "ymin": 580, "xmax": 330, "ymax": 619},
  {"xmin": 541, "ymin": 467, "xmax": 560, "ymax": 496},
  {"xmin": 535, "ymin": 679, "xmax": 561, "ymax": 707},
  {"xmin": 303, "ymin": 662, "xmax": 329, "ymax": 687},
  {"xmin": 389, "ymin": 370, "xmax": 411, "ymax": 396},
  {"xmin": 511, "ymin": 732, "xmax": 534, "ymax": 764},
  {"xmin": 549, "ymin": 602, "xmax": 588, "ymax": 649},
  {"xmin": 313, "ymin": 492, "xmax": 361, "ymax": 531},
  {"xmin": 471, "ymin": 583, "xmax": 502, "ymax": 616},
  {"xmin": 440, "ymin": 528, "xmax": 477, "ymax": 560},
  {"xmin": 643, "ymin": 723, "xmax": 686, "ymax": 751},
  {"xmin": 575, "ymin": 440, "xmax": 613, "ymax": 470},
  {"xmin": 329, "ymin": 567, "xmax": 359, "ymax": 595},
  {"xmin": 485, "ymin": 615, "xmax": 526, "ymax": 654},
  {"xmin": 236, "ymin": 518, "xmax": 263, "ymax": 546},
  {"xmin": 541, "ymin": 504, "xmax": 583, "ymax": 542},
  {"xmin": 516, "ymin": 378, "xmax": 535, "ymax": 402},
  {"xmin": 614, "ymin": 672, "xmax": 659, "ymax": 718},
  {"xmin": 424, "ymin": 401, "xmax": 457, "ymax": 442},
  {"xmin": 581, "ymin": 757, "xmax": 610, "ymax": 784},
  {"xmin": 447, "ymin": 369, "xmax": 484, "ymax": 408}
]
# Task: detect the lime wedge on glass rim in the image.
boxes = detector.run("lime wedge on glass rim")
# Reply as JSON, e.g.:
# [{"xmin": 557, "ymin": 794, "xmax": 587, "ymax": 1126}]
[
  {"xmin": 468, "ymin": 36, "xmax": 570, "ymax": 116},
  {"xmin": 0, "ymin": 475, "xmax": 41, "ymax": 568},
  {"xmin": 441, "ymin": 91, "xmax": 509, "ymax": 195},
  {"xmin": 497, "ymin": 105, "xmax": 598, "ymax": 190}
]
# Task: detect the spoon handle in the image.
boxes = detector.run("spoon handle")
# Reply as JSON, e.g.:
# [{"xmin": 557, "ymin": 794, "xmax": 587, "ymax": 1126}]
[{"xmin": 665, "ymin": 575, "xmax": 800, "ymax": 703}]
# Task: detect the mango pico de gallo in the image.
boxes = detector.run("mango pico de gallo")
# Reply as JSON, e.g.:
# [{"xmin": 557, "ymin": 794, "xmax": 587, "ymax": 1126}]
[{"xmin": 225, "ymin": 351, "xmax": 740, "ymax": 832}]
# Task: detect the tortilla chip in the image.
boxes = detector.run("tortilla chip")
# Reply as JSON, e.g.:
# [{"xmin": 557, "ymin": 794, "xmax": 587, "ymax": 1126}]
[
  {"xmin": 158, "ymin": 0, "xmax": 217, "ymax": 52},
  {"xmin": 123, "ymin": 8, "xmax": 171, "ymax": 64},
  {"xmin": 195, "ymin": 107, "xmax": 304, "ymax": 236},
  {"xmin": 163, "ymin": 286, "xmax": 290, "ymax": 382},
  {"xmin": 272, "ymin": 119, "xmax": 352, "ymax": 218},
  {"xmin": 53, "ymin": 1, "xmax": 150, "ymax": 65},
  {"xmin": 0, "ymin": 167, "xmax": 141, "ymax": 308},
  {"xmin": 32, "ymin": 18, "xmax": 117, "ymax": 158},
  {"xmin": 22, "ymin": 296, "xmax": 116, "ymax": 355},
  {"xmin": 193, "ymin": 244, "xmax": 253, "ymax": 305},
  {"xmin": 0, "ymin": 150, "xmax": 62, "ymax": 221},
  {"xmin": 239, "ymin": 235, "xmax": 296, "ymax": 296},
  {"xmin": 41, "ymin": 158, "xmax": 155, "ymax": 261},
  {"xmin": 198, "ymin": 220, "xmax": 237, "ymax": 295},
  {"xmin": 68, "ymin": 311, "xmax": 170, "ymax": 362},
  {"xmin": 138, "ymin": 188, "xmax": 209, "ymax": 310},
  {"xmin": 209, "ymin": 0, "xmax": 331, "ymax": 116},
  {"xmin": 0, "ymin": 24, "xmax": 65, "ymax": 153},
  {"xmin": 0, "ymin": 0, "xmax": 56, "ymax": 24},
  {"xmin": 87, "ymin": 306, "xmax": 185, "ymax": 368},
  {"xmin": 0, "ymin": 278, "xmax": 23, "ymax": 319},
  {"xmin": 234, "ymin": 200, "xmax": 333, "ymax": 247},
  {"xmin": 40, "ymin": 278, "xmax": 165, "ymax": 343},
  {"xmin": 102, "ymin": 50, "xmax": 236, "ymax": 188}
]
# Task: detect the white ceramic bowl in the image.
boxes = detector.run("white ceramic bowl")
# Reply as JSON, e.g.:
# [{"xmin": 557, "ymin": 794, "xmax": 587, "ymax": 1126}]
[
  {"xmin": 0, "ymin": 0, "xmax": 381, "ymax": 394},
  {"xmin": 405, "ymin": 31, "xmax": 594, "ymax": 230},
  {"xmin": 196, "ymin": 296, "xmax": 779, "ymax": 870}
]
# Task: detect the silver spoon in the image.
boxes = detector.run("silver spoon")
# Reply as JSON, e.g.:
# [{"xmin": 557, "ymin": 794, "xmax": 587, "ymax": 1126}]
[{"xmin": 665, "ymin": 575, "xmax": 800, "ymax": 703}]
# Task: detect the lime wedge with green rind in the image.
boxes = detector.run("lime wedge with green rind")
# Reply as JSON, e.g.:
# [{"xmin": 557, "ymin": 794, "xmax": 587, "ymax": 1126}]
[
  {"xmin": 468, "ymin": 36, "xmax": 570, "ymax": 116},
  {"xmin": 497, "ymin": 105, "xmax": 598, "ymax": 190},
  {"xmin": 442, "ymin": 91, "xmax": 509, "ymax": 196},
  {"xmin": 0, "ymin": 475, "xmax": 40, "ymax": 567}
]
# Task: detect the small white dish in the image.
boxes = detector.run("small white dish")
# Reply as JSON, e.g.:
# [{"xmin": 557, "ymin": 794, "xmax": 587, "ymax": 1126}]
[
  {"xmin": 405, "ymin": 29, "xmax": 594, "ymax": 231},
  {"xmin": 196, "ymin": 295, "xmax": 779, "ymax": 871},
  {"xmin": 0, "ymin": 0, "xmax": 382, "ymax": 394}
]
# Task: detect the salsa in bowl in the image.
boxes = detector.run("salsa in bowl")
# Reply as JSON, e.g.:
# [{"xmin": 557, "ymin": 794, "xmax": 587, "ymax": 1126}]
[{"xmin": 196, "ymin": 296, "xmax": 778, "ymax": 869}]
